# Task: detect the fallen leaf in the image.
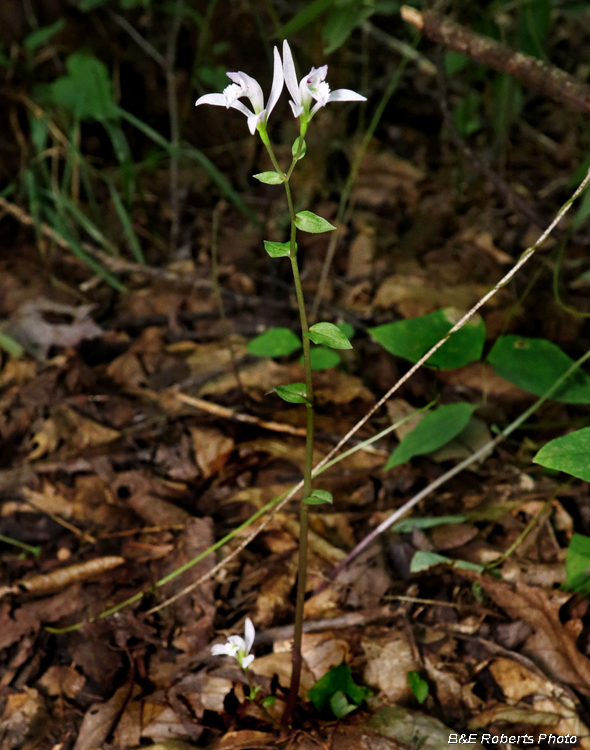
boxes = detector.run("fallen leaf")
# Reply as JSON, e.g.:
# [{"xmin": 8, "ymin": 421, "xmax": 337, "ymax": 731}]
[
  {"xmin": 362, "ymin": 631, "xmax": 418, "ymax": 701},
  {"xmin": 37, "ymin": 665, "xmax": 86, "ymax": 698},
  {"xmin": 190, "ymin": 426, "xmax": 235, "ymax": 479},
  {"xmin": 458, "ymin": 571, "xmax": 590, "ymax": 694}
]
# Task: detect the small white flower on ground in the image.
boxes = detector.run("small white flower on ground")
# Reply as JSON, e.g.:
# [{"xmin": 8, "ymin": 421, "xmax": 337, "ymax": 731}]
[
  {"xmin": 195, "ymin": 49, "xmax": 283, "ymax": 135},
  {"xmin": 211, "ymin": 617, "xmax": 256, "ymax": 669},
  {"xmin": 282, "ymin": 40, "xmax": 366, "ymax": 123}
]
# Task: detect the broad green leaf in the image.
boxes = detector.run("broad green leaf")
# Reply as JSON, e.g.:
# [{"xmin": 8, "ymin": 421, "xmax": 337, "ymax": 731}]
[
  {"xmin": 248, "ymin": 328, "xmax": 301, "ymax": 358},
  {"xmin": 336, "ymin": 322, "xmax": 355, "ymax": 340},
  {"xmin": 295, "ymin": 211, "xmax": 336, "ymax": 234},
  {"xmin": 534, "ymin": 427, "xmax": 590, "ymax": 481},
  {"xmin": 292, "ymin": 137, "xmax": 307, "ymax": 160},
  {"xmin": 303, "ymin": 346, "xmax": 341, "ymax": 371},
  {"xmin": 329, "ymin": 691, "xmax": 357, "ymax": 718},
  {"xmin": 304, "ymin": 322, "xmax": 352, "ymax": 349},
  {"xmin": 407, "ymin": 672, "xmax": 429, "ymax": 704},
  {"xmin": 48, "ymin": 53, "xmax": 118, "ymax": 122},
  {"xmin": 263, "ymin": 240, "xmax": 291, "ymax": 258},
  {"xmin": 303, "ymin": 489, "xmax": 333, "ymax": 505},
  {"xmin": 308, "ymin": 663, "xmax": 371, "ymax": 712},
  {"xmin": 392, "ymin": 515, "xmax": 467, "ymax": 533},
  {"xmin": 564, "ymin": 534, "xmax": 590, "ymax": 596},
  {"xmin": 254, "ymin": 171, "xmax": 283, "ymax": 185},
  {"xmin": 323, "ymin": 2, "xmax": 373, "ymax": 54},
  {"xmin": 369, "ymin": 309, "xmax": 485, "ymax": 370},
  {"xmin": 272, "ymin": 383, "xmax": 309, "ymax": 404},
  {"xmin": 385, "ymin": 403, "xmax": 477, "ymax": 470},
  {"xmin": 488, "ymin": 335, "xmax": 590, "ymax": 403},
  {"xmin": 24, "ymin": 19, "xmax": 65, "ymax": 52}
]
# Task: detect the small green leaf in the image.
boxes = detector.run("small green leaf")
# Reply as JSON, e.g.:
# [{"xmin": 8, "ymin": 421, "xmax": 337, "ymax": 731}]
[
  {"xmin": 385, "ymin": 403, "xmax": 477, "ymax": 469},
  {"xmin": 304, "ymin": 322, "xmax": 352, "ymax": 349},
  {"xmin": 410, "ymin": 550, "xmax": 451, "ymax": 573},
  {"xmin": 410, "ymin": 550, "xmax": 484, "ymax": 574},
  {"xmin": 261, "ymin": 695, "xmax": 276, "ymax": 708},
  {"xmin": 565, "ymin": 534, "xmax": 590, "ymax": 596},
  {"xmin": 24, "ymin": 19, "xmax": 65, "ymax": 52},
  {"xmin": 488, "ymin": 335, "xmax": 590, "ymax": 403},
  {"xmin": 254, "ymin": 171, "xmax": 283, "ymax": 185},
  {"xmin": 407, "ymin": 672, "xmax": 429, "ymax": 704},
  {"xmin": 302, "ymin": 346, "xmax": 341, "ymax": 371},
  {"xmin": 271, "ymin": 382, "xmax": 309, "ymax": 404},
  {"xmin": 292, "ymin": 137, "xmax": 307, "ymax": 160},
  {"xmin": 336, "ymin": 322, "xmax": 355, "ymax": 340},
  {"xmin": 308, "ymin": 663, "xmax": 372, "ymax": 712},
  {"xmin": 248, "ymin": 328, "xmax": 301, "ymax": 358},
  {"xmin": 263, "ymin": 240, "xmax": 292, "ymax": 258},
  {"xmin": 329, "ymin": 691, "xmax": 357, "ymax": 718},
  {"xmin": 392, "ymin": 515, "xmax": 468, "ymax": 533},
  {"xmin": 534, "ymin": 427, "xmax": 590, "ymax": 481},
  {"xmin": 303, "ymin": 489, "xmax": 333, "ymax": 505},
  {"xmin": 295, "ymin": 211, "xmax": 336, "ymax": 234}
]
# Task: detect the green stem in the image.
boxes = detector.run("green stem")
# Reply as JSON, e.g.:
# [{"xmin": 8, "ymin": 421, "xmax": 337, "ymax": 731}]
[{"xmin": 261, "ymin": 127, "xmax": 314, "ymax": 725}]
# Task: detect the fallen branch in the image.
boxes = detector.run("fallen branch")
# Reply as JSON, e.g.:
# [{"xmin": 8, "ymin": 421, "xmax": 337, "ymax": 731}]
[{"xmin": 401, "ymin": 5, "xmax": 590, "ymax": 113}]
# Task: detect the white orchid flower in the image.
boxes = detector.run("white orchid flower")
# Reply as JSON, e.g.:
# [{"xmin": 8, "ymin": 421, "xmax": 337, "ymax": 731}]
[
  {"xmin": 211, "ymin": 618, "xmax": 256, "ymax": 669},
  {"xmin": 282, "ymin": 40, "xmax": 366, "ymax": 124},
  {"xmin": 195, "ymin": 48, "xmax": 284, "ymax": 136}
]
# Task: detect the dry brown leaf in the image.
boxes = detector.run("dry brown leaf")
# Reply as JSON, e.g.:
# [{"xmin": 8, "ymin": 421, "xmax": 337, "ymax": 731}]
[
  {"xmin": 250, "ymin": 651, "xmax": 315, "ymax": 699},
  {"xmin": 362, "ymin": 631, "xmax": 418, "ymax": 701},
  {"xmin": 74, "ymin": 683, "xmax": 131, "ymax": 750},
  {"xmin": 347, "ymin": 226, "xmax": 375, "ymax": 279},
  {"xmin": 22, "ymin": 481, "xmax": 74, "ymax": 518},
  {"xmin": 37, "ymin": 665, "xmax": 86, "ymax": 698},
  {"xmin": 1, "ymin": 687, "xmax": 46, "ymax": 750},
  {"xmin": 489, "ymin": 658, "xmax": 542, "ymax": 701},
  {"xmin": 141, "ymin": 705, "xmax": 192, "ymax": 743},
  {"xmin": 28, "ymin": 404, "xmax": 119, "ymax": 460},
  {"xmin": 189, "ymin": 426, "xmax": 235, "ymax": 479},
  {"xmin": 459, "ymin": 571, "xmax": 590, "ymax": 694}
]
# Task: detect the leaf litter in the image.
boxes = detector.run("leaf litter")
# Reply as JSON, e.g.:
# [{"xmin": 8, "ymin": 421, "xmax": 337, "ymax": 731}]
[{"xmin": 2, "ymin": 20, "xmax": 590, "ymax": 750}]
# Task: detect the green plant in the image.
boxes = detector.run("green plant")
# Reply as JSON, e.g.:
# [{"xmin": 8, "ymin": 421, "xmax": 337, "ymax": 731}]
[
  {"xmin": 195, "ymin": 39, "xmax": 365, "ymax": 725},
  {"xmin": 308, "ymin": 663, "xmax": 372, "ymax": 717}
]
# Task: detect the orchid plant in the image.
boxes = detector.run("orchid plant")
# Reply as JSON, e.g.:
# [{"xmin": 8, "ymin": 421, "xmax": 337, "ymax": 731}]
[{"xmin": 199, "ymin": 41, "xmax": 365, "ymax": 726}]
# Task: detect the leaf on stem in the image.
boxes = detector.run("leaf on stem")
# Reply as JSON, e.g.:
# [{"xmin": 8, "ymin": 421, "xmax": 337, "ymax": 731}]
[
  {"xmin": 263, "ymin": 240, "xmax": 292, "ymax": 258},
  {"xmin": 248, "ymin": 327, "xmax": 302, "ymax": 357},
  {"xmin": 303, "ymin": 489, "xmax": 333, "ymax": 505},
  {"xmin": 292, "ymin": 137, "xmax": 307, "ymax": 160},
  {"xmin": 270, "ymin": 382, "xmax": 309, "ymax": 404},
  {"xmin": 295, "ymin": 211, "xmax": 336, "ymax": 234},
  {"xmin": 304, "ymin": 322, "xmax": 352, "ymax": 349},
  {"xmin": 254, "ymin": 171, "xmax": 284, "ymax": 185}
]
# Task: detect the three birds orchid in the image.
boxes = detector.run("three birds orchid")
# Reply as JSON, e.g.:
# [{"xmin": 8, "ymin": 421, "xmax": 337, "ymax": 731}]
[
  {"xmin": 195, "ymin": 47, "xmax": 283, "ymax": 135},
  {"xmin": 281, "ymin": 40, "xmax": 366, "ymax": 127},
  {"xmin": 195, "ymin": 41, "xmax": 365, "ymax": 135},
  {"xmin": 211, "ymin": 617, "xmax": 256, "ymax": 669}
]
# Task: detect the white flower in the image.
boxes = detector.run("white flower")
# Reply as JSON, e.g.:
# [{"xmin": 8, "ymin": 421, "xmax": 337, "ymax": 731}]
[
  {"xmin": 282, "ymin": 40, "xmax": 366, "ymax": 122},
  {"xmin": 195, "ymin": 49, "xmax": 283, "ymax": 135},
  {"xmin": 211, "ymin": 618, "xmax": 256, "ymax": 669}
]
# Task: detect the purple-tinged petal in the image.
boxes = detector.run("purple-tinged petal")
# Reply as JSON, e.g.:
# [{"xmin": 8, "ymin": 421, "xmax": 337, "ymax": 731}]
[
  {"xmin": 266, "ymin": 46, "xmax": 284, "ymax": 117},
  {"xmin": 282, "ymin": 41, "xmax": 301, "ymax": 107},
  {"xmin": 327, "ymin": 89, "xmax": 367, "ymax": 103},
  {"xmin": 195, "ymin": 93, "xmax": 228, "ymax": 107}
]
